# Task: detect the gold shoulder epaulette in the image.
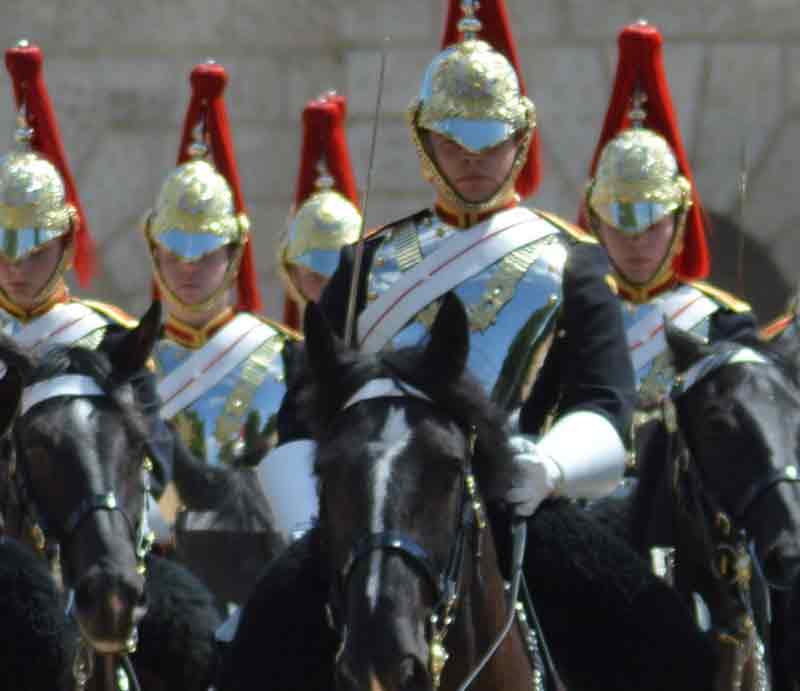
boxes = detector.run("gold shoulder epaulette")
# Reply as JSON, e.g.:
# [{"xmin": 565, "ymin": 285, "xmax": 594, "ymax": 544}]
[
  {"xmin": 79, "ymin": 299, "xmax": 139, "ymax": 328},
  {"xmin": 760, "ymin": 313, "xmax": 793, "ymax": 341},
  {"xmin": 366, "ymin": 209, "xmax": 431, "ymax": 241},
  {"xmin": 255, "ymin": 315, "xmax": 303, "ymax": 341},
  {"xmin": 533, "ymin": 209, "xmax": 598, "ymax": 244},
  {"xmin": 689, "ymin": 281, "xmax": 751, "ymax": 314}
]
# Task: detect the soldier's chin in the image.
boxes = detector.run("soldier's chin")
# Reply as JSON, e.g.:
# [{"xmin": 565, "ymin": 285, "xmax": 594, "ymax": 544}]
[
  {"xmin": 455, "ymin": 179, "xmax": 497, "ymax": 203},
  {"xmin": 620, "ymin": 264, "xmax": 659, "ymax": 285}
]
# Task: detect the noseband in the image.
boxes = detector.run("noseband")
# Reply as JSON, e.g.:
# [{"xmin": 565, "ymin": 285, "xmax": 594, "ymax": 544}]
[{"xmin": 326, "ymin": 377, "xmax": 486, "ymax": 689}]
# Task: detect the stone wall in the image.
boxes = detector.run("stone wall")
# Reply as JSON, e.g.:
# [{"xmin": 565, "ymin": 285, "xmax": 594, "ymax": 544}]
[{"xmin": 1, "ymin": 0, "xmax": 798, "ymax": 321}]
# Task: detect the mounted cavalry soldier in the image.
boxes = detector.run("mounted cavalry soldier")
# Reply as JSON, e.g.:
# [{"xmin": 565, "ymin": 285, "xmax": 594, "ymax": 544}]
[
  {"xmin": 224, "ymin": 6, "xmax": 735, "ymax": 688},
  {"xmin": 315, "ymin": 0, "xmax": 632, "ymax": 516},
  {"xmin": 579, "ymin": 21, "xmax": 756, "ymax": 466},
  {"xmin": 143, "ymin": 62, "xmax": 316, "ymax": 601},
  {"xmin": 0, "ymin": 41, "xmax": 135, "ymax": 352},
  {"xmin": 278, "ymin": 92, "xmax": 361, "ymax": 332}
]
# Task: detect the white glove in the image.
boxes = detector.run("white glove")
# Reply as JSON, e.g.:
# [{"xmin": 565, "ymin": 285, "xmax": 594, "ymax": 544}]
[{"xmin": 490, "ymin": 434, "xmax": 564, "ymax": 517}]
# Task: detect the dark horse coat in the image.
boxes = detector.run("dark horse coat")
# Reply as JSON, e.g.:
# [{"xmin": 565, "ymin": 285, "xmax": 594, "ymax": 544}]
[{"xmin": 0, "ymin": 303, "xmax": 222, "ymax": 691}]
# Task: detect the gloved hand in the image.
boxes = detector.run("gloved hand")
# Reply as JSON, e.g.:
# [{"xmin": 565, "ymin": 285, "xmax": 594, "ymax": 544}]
[{"xmin": 489, "ymin": 434, "xmax": 564, "ymax": 517}]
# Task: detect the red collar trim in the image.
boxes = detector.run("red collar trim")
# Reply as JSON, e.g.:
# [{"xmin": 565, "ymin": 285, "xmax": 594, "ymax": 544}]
[
  {"xmin": 434, "ymin": 199, "xmax": 518, "ymax": 229},
  {"xmin": 164, "ymin": 308, "xmax": 236, "ymax": 348},
  {"xmin": 0, "ymin": 283, "xmax": 70, "ymax": 322}
]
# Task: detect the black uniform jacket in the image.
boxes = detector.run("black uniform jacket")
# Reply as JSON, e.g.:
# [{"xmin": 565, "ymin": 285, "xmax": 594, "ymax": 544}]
[{"xmin": 286, "ymin": 209, "xmax": 637, "ymax": 444}]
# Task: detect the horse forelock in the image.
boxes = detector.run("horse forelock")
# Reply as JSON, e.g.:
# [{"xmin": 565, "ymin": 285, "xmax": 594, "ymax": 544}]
[{"xmin": 308, "ymin": 343, "xmax": 513, "ymax": 495}]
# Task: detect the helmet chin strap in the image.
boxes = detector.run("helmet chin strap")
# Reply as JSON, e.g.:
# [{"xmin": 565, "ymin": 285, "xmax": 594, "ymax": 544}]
[
  {"xmin": 0, "ymin": 235, "xmax": 73, "ymax": 314},
  {"xmin": 588, "ymin": 205, "xmax": 689, "ymax": 304},
  {"xmin": 408, "ymin": 108, "xmax": 534, "ymax": 219},
  {"xmin": 147, "ymin": 226, "xmax": 243, "ymax": 316}
]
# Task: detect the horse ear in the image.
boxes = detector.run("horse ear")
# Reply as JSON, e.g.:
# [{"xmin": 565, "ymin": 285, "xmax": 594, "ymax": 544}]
[
  {"xmin": 422, "ymin": 293, "xmax": 469, "ymax": 381},
  {"xmin": 303, "ymin": 301, "xmax": 345, "ymax": 384},
  {"xmin": 665, "ymin": 318, "xmax": 713, "ymax": 372},
  {"xmin": 107, "ymin": 301, "xmax": 163, "ymax": 376},
  {"xmin": 0, "ymin": 335, "xmax": 33, "ymax": 436}
]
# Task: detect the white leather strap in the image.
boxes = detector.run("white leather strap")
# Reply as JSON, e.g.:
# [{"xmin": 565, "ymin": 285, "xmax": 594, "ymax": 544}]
[
  {"xmin": 21, "ymin": 374, "xmax": 105, "ymax": 415},
  {"xmin": 358, "ymin": 207, "xmax": 556, "ymax": 354},
  {"xmin": 16, "ymin": 302, "xmax": 108, "ymax": 352},
  {"xmin": 342, "ymin": 377, "xmax": 431, "ymax": 411},
  {"xmin": 159, "ymin": 313, "xmax": 276, "ymax": 420},
  {"xmin": 672, "ymin": 346, "xmax": 768, "ymax": 398},
  {"xmin": 627, "ymin": 285, "xmax": 719, "ymax": 372}
]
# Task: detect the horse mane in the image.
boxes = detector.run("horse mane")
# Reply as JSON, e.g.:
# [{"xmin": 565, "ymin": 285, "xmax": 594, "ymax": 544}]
[{"xmin": 302, "ymin": 342, "xmax": 515, "ymax": 493}]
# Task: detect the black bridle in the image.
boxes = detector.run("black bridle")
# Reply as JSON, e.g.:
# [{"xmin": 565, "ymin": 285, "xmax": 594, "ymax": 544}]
[
  {"xmin": 10, "ymin": 374, "xmax": 155, "ymax": 576},
  {"xmin": 667, "ymin": 346, "xmax": 800, "ymax": 587},
  {"xmin": 6, "ymin": 372, "xmax": 156, "ymax": 691},
  {"xmin": 664, "ymin": 345, "xmax": 800, "ymax": 685},
  {"xmin": 323, "ymin": 377, "xmax": 493, "ymax": 690}
]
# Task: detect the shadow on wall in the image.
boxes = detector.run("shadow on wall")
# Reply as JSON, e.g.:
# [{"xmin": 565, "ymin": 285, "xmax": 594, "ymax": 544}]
[{"xmin": 705, "ymin": 211, "xmax": 790, "ymax": 325}]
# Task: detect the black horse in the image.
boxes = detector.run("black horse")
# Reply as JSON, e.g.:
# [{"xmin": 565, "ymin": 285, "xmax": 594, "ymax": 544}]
[
  {"xmin": 219, "ymin": 296, "xmax": 719, "ymax": 691},
  {"xmin": 165, "ymin": 421, "xmax": 287, "ymax": 612},
  {"xmin": 592, "ymin": 325, "xmax": 800, "ymax": 690},
  {"xmin": 0, "ymin": 302, "xmax": 220, "ymax": 691}
]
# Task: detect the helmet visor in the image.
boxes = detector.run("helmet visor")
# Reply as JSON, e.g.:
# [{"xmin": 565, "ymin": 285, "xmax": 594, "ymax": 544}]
[
  {"xmin": 291, "ymin": 247, "xmax": 341, "ymax": 280},
  {"xmin": 426, "ymin": 118, "xmax": 516, "ymax": 154},
  {"xmin": 592, "ymin": 201, "xmax": 676, "ymax": 235},
  {"xmin": 156, "ymin": 228, "xmax": 231, "ymax": 262},
  {"xmin": 0, "ymin": 226, "xmax": 67, "ymax": 261}
]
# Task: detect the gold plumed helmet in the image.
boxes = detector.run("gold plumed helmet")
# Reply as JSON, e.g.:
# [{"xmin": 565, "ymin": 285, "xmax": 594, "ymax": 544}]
[
  {"xmin": 0, "ymin": 40, "xmax": 95, "ymax": 294},
  {"xmin": 148, "ymin": 156, "xmax": 247, "ymax": 262},
  {"xmin": 283, "ymin": 178, "xmax": 361, "ymax": 281},
  {"xmin": 582, "ymin": 21, "xmax": 709, "ymax": 303},
  {"xmin": 145, "ymin": 61, "xmax": 261, "ymax": 313},
  {"xmin": 407, "ymin": 0, "xmax": 536, "ymax": 213},
  {"xmin": 588, "ymin": 123, "xmax": 691, "ymax": 236},
  {"xmin": 279, "ymin": 93, "xmax": 361, "ymax": 329},
  {"xmin": 0, "ymin": 147, "xmax": 76, "ymax": 261}
]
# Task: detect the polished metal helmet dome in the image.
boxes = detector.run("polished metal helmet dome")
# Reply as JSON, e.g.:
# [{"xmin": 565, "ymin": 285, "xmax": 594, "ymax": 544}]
[
  {"xmin": 283, "ymin": 186, "xmax": 361, "ymax": 281},
  {"xmin": 407, "ymin": 1, "xmax": 536, "ymax": 213},
  {"xmin": 147, "ymin": 158, "xmax": 248, "ymax": 261},
  {"xmin": 414, "ymin": 38, "xmax": 533, "ymax": 154},
  {"xmin": 0, "ymin": 148, "xmax": 75, "ymax": 260},
  {"xmin": 588, "ymin": 127, "xmax": 691, "ymax": 235}
]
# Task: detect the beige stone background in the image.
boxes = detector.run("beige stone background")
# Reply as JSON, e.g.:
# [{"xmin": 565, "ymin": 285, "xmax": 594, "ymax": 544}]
[{"xmin": 2, "ymin": 0, "xmax": 798, "ymax": 323}]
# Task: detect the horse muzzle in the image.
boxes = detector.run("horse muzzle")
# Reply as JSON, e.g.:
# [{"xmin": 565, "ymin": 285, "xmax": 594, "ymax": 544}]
[{"xmin": 73, "ymin": 566, "xmax": 147, "ymax": 653}]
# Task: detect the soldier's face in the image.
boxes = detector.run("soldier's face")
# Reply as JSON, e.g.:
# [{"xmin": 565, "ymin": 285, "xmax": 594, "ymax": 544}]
[
  {"xmin": 155, "ymin": 244, "xmax": 231, "ymax": 306},
  {"xmin": 596, "ymin": 216, "xmax": 677, "ymax": 284},
  {"xmin": 287, "ymin": 263, "xmax": 328, "ymax": 304},
  {"xmin": 0, "ymin": 238, "xmax": 64, "ymax": 309},
  {"xmin": 427, "ymin": 132, "xmax": 520, "ymax": 203}
]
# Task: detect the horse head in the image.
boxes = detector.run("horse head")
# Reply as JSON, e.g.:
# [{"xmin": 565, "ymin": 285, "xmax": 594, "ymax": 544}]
[
  {"xmin": 0, "ymin": 301, "xmax": 163, "ymax": 655},
  {"xmin": 661, "ymin": 322, "xmax": 800, "ymax": 670},
  {"xmin": 304, "ymin": 294, "xmax": 526, "ymax": 691}
]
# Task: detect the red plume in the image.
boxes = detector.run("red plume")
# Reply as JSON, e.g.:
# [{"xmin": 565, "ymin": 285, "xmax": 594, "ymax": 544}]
[
  {"xmin": 5, "ymin": 42, "xmax": 95, "ymax": 286},
  {"xmin": 176, "ymin": 61, "xmax": 261, "ymax": 312},
  {"xmin": 441, "ymin": 0, "xmax": 541, "ymax": 198},
  {"xmin": 293, "ymin": 95, "xmax": 359, "ymax": 208},
  {"xmin": 581, "ymin": 22, "xmax": 709, "ymax": 280},
  {"xmin": 284, "ymin": 94, "xmax": 360, "ymax": 330}
]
